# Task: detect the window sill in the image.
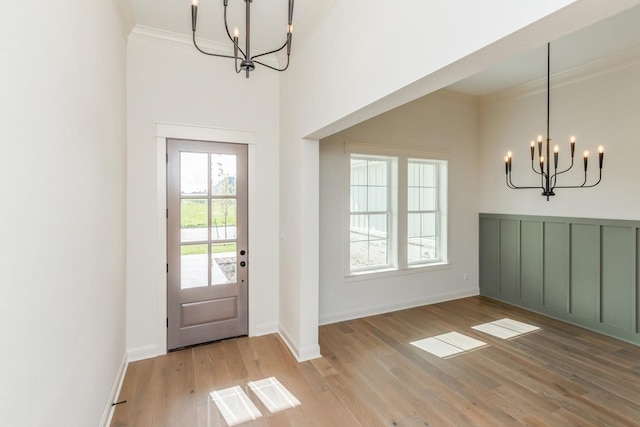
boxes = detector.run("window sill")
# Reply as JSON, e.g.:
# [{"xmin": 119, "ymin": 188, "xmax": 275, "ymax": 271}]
[{"xmin": 344, "ymin": 262, "xmax": 451, "ymax": 283}]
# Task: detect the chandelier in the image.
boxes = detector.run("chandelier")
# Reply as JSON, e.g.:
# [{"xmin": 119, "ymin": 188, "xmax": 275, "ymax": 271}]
[
  {"xmin": 504, "ymin": 43, "xmax": 604, "ymax": 201},
  {"xmin": 190, "ymin": 0, "xmax": 294, "ymax": 78}
]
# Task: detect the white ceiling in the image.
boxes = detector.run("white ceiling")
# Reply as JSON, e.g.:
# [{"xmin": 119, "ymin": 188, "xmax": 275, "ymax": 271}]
[
  {"xmin": 132, "ymin": 0, "xmax": 312, "ymax": 53},
  {"xmin": 128, "ymin": 1, "xmax": 640, "ymax": 96},
  {"xmin": 448, "ymin": 4, "xmax": 640, "ymax": 96}
]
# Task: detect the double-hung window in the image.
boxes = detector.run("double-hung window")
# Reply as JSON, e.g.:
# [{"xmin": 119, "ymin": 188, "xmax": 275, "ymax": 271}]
[
  {"xmin": 348, "ymin": 147, "xmax": 447, "ymax": 275},
  {"xmin": 349, "ymin": 155, "xmax": 395, "ymax": 271}
]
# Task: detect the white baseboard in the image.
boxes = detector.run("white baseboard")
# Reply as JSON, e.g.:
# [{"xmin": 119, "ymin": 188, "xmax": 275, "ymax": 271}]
[
  {"xmin": 100, "ymin": 351, "xmax": 128, "ymax": 427},
  {"xmin": 253, "ymin": 321, "xmax": 279, "ymax": 336},
  {"xmin": 319, "ymin": 287, "xmax": 479, "ymax": 326},
  {"xmin": 127, "ymin": 344, "xmax": 158, "ymax": 362},
  {"xmin": 277, "ymin": 323, "xmax": 322, "ymax": 363}
]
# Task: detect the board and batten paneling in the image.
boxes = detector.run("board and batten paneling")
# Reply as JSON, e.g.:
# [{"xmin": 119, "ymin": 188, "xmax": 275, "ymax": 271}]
[{"xmin": 479, "ymin": 213, "xmax": 640, "ymax": 345}]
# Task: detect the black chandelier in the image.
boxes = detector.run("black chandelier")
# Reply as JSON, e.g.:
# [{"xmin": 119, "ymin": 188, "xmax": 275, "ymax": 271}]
[
  {"xmin": 190, "ymin": 0, "xmax": 294, "ymax": 78},
  {"xmin": 504, "ymin": 43, "xmax": 604, "ymax": 201}
]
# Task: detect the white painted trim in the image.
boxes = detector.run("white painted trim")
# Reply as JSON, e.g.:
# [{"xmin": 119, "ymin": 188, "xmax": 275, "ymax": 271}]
[
  {"xmin": 131, "ymin": 26, "xmax": 280, "ymax": 68},
  {"xmin": 297, "ymin": 344, "xmax": 322, "ymax": 362},
  {"xmin": 319, "ymin": 287, "xmax": 479, "ymax": 326},
  {"xmin": 277, "ymin": 324, "xmax": 322, "ymax": 363},
  {"xmin": 157, "ymin": 122, "xmax": 256, "ymax": 144},
  {"xmin": 100, "ymin": 351, "xmax": 128, "ymax": 427},
  {"xmin": 128, "ymin": 344, "xmax": 159, "ymax": 362},
  {"xmin": 153, "ymin": 122, "xmax": 260, "ymax": 360},
  {"xmin": 254, "ymin": 322, "xmax": 279, "ymax": 336}
]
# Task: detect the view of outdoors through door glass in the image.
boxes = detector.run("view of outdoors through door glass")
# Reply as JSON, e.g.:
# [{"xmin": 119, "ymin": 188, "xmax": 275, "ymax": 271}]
[{"xmin": 180, "ymin": 152, "xmax": 238, "ymax": 288}]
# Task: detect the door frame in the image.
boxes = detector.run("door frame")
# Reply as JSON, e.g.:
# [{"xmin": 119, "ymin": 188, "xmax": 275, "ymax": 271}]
[{"xmin": 156, "ymin": 122, "xmax": 258, "ymax": 356}]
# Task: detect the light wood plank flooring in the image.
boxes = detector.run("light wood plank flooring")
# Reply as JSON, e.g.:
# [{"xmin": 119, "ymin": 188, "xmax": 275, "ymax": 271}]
[{"xmin": 111, "ymin": 297, "xmax": 640, "ymax": 426}]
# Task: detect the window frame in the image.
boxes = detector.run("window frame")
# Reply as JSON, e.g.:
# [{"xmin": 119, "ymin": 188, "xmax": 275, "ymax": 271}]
[
  {"xmin": 344, "ymin": 143, "xmax": 448, "ymax": 278},
  {"xmin": 348, "ymin": 154, "xmax": 397, "ymax": 273}
]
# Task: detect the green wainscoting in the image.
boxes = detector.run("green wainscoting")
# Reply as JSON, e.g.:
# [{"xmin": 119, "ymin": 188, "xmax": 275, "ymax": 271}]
[{"xmin": 479, "ymin": 213, "xmax": 640, "ymax": 345}]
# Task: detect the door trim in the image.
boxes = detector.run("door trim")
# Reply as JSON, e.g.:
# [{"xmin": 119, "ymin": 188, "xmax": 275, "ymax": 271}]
[{"xmin": 154, "ymin": 122, "xmax": 265, "ymax": 357}]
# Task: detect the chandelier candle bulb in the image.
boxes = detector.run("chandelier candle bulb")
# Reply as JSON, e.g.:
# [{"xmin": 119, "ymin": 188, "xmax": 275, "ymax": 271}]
[
  {"xmin": 570, "ymin": 136, "xmax": 576, "ymax": 157},
  {"xmin": 553, "ymin": 145, "xmax": 559, "ymax": 169},
  {"xmin": 537, "ymin": 136, "xmax": 543, "ymax": 158},
  {"xmin": 540, "ymin": 156, "xmax": 544, "ymax": 170},
  {"xmin": 598, "ymin": 146, "xmax": 604, "ymax": 169},
  {"xmin": 530, "ymin": 141, "xmax": 535, "ymax": 160},
  {"xmin": 505, "ymin": 156, "xmax": 509, "ymax": 175},
  {"xmin": 583, "ymin": 150, "xmax": 589, "ymax": 171}
]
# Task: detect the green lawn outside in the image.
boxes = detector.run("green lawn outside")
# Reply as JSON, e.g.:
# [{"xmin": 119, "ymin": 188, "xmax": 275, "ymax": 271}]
[
  {"xmin": 181, "ymin": 243, "xmax": 237, "ymax": 256},
  {"xmin": 181, "ymin": 199, "xmax": 237, "ymax": 228}
]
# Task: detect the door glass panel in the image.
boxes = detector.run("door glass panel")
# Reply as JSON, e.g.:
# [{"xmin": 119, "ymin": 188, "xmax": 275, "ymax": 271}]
[
  {"xmin": 181, "ymin": 244, "xmax": 209, "ymax": 289},
  {"xmin": 211, "ymin": 199, "xmax": 237, "ymax": 241},
  {"xmin": 181, "ymin": 152, "xmax": 208, "ymax": 196},
  {"xmin": 212, "ymin": 242, "xmax": 237, "ymax": 285},
  {"xmin": 181, "ymin": 199, "xmax": 208, "ymax": 242},
  {"xmin": 211, "ymin": 154, "xmax": 237, "ymax": 196}
]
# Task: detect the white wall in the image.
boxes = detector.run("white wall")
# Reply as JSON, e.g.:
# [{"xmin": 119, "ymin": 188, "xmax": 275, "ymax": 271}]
[
  {"xmin": 0, "ymin": 1, "xmax": 127, "ymax": 425},
  {"xmin": 126, "ymin": 30, "xmax": 281, "ymax": 358},
  {"xmin": 479, "ymin": 48, "xmax": 640, "ymax": 220},
  {"xmin": 319, "ymin": 91, "xmax": 480, "ymax": 324},
  {"xmin": 278, "ymin": 0, "xmax": 635, "ymax": 361}
]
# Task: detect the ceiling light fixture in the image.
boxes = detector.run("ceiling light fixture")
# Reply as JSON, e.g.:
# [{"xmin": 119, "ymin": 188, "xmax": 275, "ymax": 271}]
[
  {"xmin": 504, "ymin": 43, "xmax": 604, "ymax": 201},
  {"xmin": 190, "ymin": 0, "xmax": 294, "ymax": 78}
]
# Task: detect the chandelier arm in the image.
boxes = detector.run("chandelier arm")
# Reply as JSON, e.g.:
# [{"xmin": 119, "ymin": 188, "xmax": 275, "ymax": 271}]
[
  {"xmin": 192, "ymin": 32, "xmax": 235, "ymax": 59},
  {"xmin": 254, "ymin": 56, "xmax": 290, "ymax": 72},
  {"xmin": 251, "ymin": 41, "xmax": 288, "ymax": 60},
  {"xmin": 554, "ymin": 170, "xmax": 601, "ymax": 189},
  {"xmin": 508, "ymin": 172, "xmax": 544, "ymax": 190},
  {"xmin": 530, "ymin": 160, "xmax": 544, "ymax": 176},
  {"xmin": 224, "ymin": 4, "xmax": 246, "ymax": 59},
  {"xmin": 581, "ymin": 170, "xmax": 603, "ymax": 188}
]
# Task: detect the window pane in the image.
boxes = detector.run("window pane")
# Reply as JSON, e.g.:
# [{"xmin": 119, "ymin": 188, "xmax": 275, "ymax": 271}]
[
  {"xmin": 420, "ymin": 164, "xmax": 436, "ymax": 187},
  {"xmin": 407, "ymin": 213, "xmax": 420, "ymax": 238},
  {"xmin": 408, "ymin": 187, "xmax": 420, "ymax": 211},
  {"xmin": 181, "ymin": 244, "xmax": 208, "ymax": 289},
  {"xmin": 421, "ymin": 212, "xmax": 436, "ymax": 236},
  {"xmin": 350, "ymin": 215, "xmax": 368, "ymax": 242},
  {"xmin": 211, "ymin": 199, "xmax": 237, "ymax": 241},
  {"xmin": 408, "ymin": 212, "xmax": 438, "ymax": 264},
  {"xmin": 349, "ymin": 213, "xmax": 389, "ymax": 269},
  {"xmin": 181, "ymin": 199, "xmax": 208, "ymax": 243},
  {"xmin": 368, "ymin": 186, "xmax": 387, "ymax": 211},
  {"xmin": 211, "ymin": 154, "xmax": 237, "ymax": 196},
  {"xmin": 211, "ymin": 242, "xmax": 236, "ymax": 285},
  {"xmin": 367, "ymin": 160, "xmax": 387, "ymax": 185},
  {"xmin": 408, "ymin": 237, "xmax": 438, "ymax": 263},
  {"xmin": 419, "ymin": 188, "xmax": 436, "ymax": 211},
  {"xmin": 181, "ymin": 152, "xmax": 208, "ymax": 196},
  {"xmin": 408, "ymin": 163, "xmax": 419, "ymax": 187},
  {"xmin": 350, "ymin": 158, "xmax": 367, "ymax": 185},
  {"xmin": 350, "ymin": 186, "xmax": 367, "ymax": 212}
]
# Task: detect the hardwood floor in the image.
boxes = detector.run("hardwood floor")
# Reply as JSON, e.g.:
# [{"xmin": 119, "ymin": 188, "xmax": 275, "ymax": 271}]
[{"xmin": 111, "ymin": 297, "xmax": 640, "ymax": 426}]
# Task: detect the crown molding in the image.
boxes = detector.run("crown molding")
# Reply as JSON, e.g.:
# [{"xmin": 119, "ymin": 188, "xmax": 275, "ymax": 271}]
[
  {"xmin": 481, "ymin": 43, "xmax": 640, "ymax": 106},
  {"xmin": 111, "ymin": 0, "xmax": 136, "ymax": 37},
  {"xmin": 130, "ymin": 25, "xmax": 280, "ymax": 67}
]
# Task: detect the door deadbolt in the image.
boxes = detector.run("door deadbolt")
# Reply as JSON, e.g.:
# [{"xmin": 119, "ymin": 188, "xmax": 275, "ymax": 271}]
[{"xmin": 240, "ymin": 261, "xmax": 246, "ymax": 267}]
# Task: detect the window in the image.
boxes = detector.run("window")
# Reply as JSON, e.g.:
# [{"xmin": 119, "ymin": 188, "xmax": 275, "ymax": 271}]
[
  {"xmin": 407, "ymin": 160, "xmax": 440, "ymax": 264},
  {"xmin": 348, "ymin": 148, "xmax": 447, "ymax": 275},
  {"xmin": 349, "ymin": 156, "xmax": 395, "ymax": 271}
]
